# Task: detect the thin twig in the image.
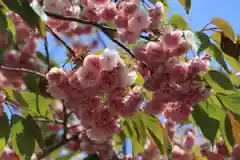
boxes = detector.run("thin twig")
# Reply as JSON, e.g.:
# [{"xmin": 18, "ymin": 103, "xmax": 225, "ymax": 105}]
[
  {"xmin": 46, "ymin": 25, "xmax": 76, "ymax": 57},
  {"xmin": 100, "ymin": 28, "xmax": 136, "ymax": 58},
  {"xmin": 33, "ymin": 118, "xmax": 63, "ymax": 124},
  {"xmin": 62, "ymin": 101, "xmax": 68, "ymax": 140},
  {"xmin": 0, "ymin": 66, "xmax": 45, "ymax": 77},
  {"xmin": 44, "ymin": 35, "xmax": 51, "ymax": 71},
  {"xmin": 38, "ymin": 132, "xmax": 81, "ymax": 159}
]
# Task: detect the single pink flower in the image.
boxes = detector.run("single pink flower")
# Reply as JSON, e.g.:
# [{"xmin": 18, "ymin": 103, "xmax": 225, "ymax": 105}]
[
  {"xmin": 46, "ymin": 67, "xmax": 67, "ymax": 86},
  {"xmin": 163, "ymin": 30, "xmax": 182, "ymax": 50},
  {"xmin": 128, "ymin": 11, "xmax": 149, "ymax": 32}
]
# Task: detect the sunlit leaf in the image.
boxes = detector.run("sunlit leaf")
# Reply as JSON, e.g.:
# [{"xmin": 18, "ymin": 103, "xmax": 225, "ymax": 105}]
[
  {"xmin": 142, "ymin": 113, "xmax": 169, "ymax": 155},
  {"xmin": 113, "ymin": 131, "xmax": 125, "ymax": 152},
  {"xmin": 25, "ymin": 115, "xmax": 45, "ymax": 148},
  {"xmin": 10, "ymin": 115, "xmax": 36, "ymax": 160},
  {"xmin": 168, "ymin": 14, "xmax": 189, "ymax": 30},
  {"xmin": 211, "ymin": 18, "xmax": 235, "ymax": 41},
  {"xmin": 217, "ymin": 93, "xmax": 240, "ymax": 115},
  {"xmin": 178, "ymin": 0, "xmax": 191, "ymax": 14},
  {"xmin": 122, "ymin": 114, "xmax": 146, "ymax": 156},
  {"xmin": 228, "ymin": 112, "xmax": 240, "ymax": 144},
  {"xmin": 4, "ymin": 88, "xmax": 54, "ymax": 119},
  {"xmin": 225, "ymin": 113, "xmax": 235, "ymax": 147},
  {"xmin": 135, "ymin": 72, "xmax": 144, "ymax": 86},
  {"xmin": 2, "ymin": 0, "xmax": 46, "ymax": 37},
  {"xmin": 192, "ymin": 104, "xmax": 220, "ymax": 144},
  {"xmin": 184, "ymin": 31, "xmax": 210, "ymax": 53},
  {"xmin": 203, "ymin": 70, "xmax": 235, "ymax": 94},
  {"xmin": 210, "ymin": 32, "xmax": 221, "ymax": 45},
  {"xmin": 206, "ymin": 43, "xmax": 229, "ymax": 73}
]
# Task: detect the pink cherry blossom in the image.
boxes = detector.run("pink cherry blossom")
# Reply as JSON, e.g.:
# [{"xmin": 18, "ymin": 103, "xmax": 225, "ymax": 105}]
[
  {"xmin": 163, "ymin": 31, "xmax": 182, "ymax": 50},
  {"xmin": 46, "ymin": 67, "xmax": 68, "ymax": 86},
  {"xmin": 128, "ymin": 11, "xmax": 149, "ymax": 32},
  {"xmin": 118, "ymin": 28, "xmax": 140, "ymax": 44},
  {"xmin": 99, "ymin": 49, "xmax": 121, "ymax": 71},
  {"xmin": 78, "ymin": 66, "xmax": 101, "ymax": 88},
  {"xmin": 99, "ymin": 3, "xmax": 118, "ymax": 22},
  {"xmin": 163, "ymin": 102, "xmax": 192, "ymax": 122}
]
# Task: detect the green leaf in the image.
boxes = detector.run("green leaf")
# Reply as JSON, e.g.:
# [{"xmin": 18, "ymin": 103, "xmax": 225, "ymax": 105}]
[
  {"xmin": 200, "ymin": 100, "xmax": 225, "ymax": 121},
  {"xmin": 25, "ymin": 115, "xmax": 45, "ymax": 148},
  {"xmin": 10, "ymin": 115, "xmax": 36, "ymax": 160},
  {"xmin": 21, "ymin": 92, "xmax": 54, "ymax": 120},
  {"xmin": 225, "ymin": 113, "xmax": 235, "ymax": 147},
  {"xmin": 210, "ymin": 32, "xmax": 221, "ymax": 45},
  {"xmin": 0, "ymin": 138, "xmax": 5, "ymax": 153},
  {"xmin": 4, "ymin": 88, "xmax": 54, "ymax": 119},
  {"xmin": 203, "ymin": 70, "xmax": 234, "ymax": 94},
  {"xmin": 143, "ymin": 89, "xmax": 152, "ymax": 100},
  {"xmin": 136, "ymin": 72, "xmax": 144, "ymax": 86},
  {"xmin": 23, "ymin": 74, "xmax": 40, "ymax": 93},
  {"xmin": 191, "ymin": 104, "xmax": 220, "ymax": 144},
  {"xmin": 211, "ymin": 18, "xmax": 235, "ymax": 41},
  {"xmin": 206, "ymin": 43, "xmax": 229, "ymax": 73},
  {"xmin": 84, "ymin": 154, "xmax": 99, "ymax": 160},
  {"xmin": 2, "ymin": 0, "xmax": 46, "ymax": 37},
  {"xmin": 0, "ymin": 1, "xmax": 16, "ymax": 45},
  {"xmin": 178, "ymin": 0, "xmax": 191, "ymax": 14},
  {"xmin": 113, "ymin": 131, "xmax": 125, "ymax": 152},
  {"xmin": 220, "ymin": 33, "xmax": 239, "ymax": 61},
  {"xmin": 29, "ymin": 1, "xmax": 48, "ymax": 22},
  {"xmin": 168, "ymin": 14, "xmax": 189, "ymax": 30},
  {"xmin": 184, "ymin": 31, "xmax": 210, "ymax": 53},
  {"xmin": 217, "ymin": 93, "xmax": 240, "ymax": 116},
  {"xmin": 0, "ymin": 112, "xmax": 10, "ymax": 152},
  {"xmin": 122, "ymin": 115, "xmax": 145, "ymax": 156},
  {"xmin": 142, "ymin": 113, "xmax": 169, "ymax": 155},
  {"xmin": 223, "ymin": 53, "xmax": 240, "ymax": 72}
]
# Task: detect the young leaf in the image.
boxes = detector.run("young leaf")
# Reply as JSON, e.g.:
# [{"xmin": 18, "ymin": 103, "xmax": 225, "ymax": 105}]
[
  {"xmin": 10, "ymin": 115, "xmax": 36, "ymax": 160},
  {"xmin": 20, "ymin": 92, "xmax": 54, "ymax": 120},
  {"xmin": 25, "ymin": 115, "xmax": 45, "ymax": 148},
  {"xmin": 168, "ymin": 14, "xmax": 189, "ymax": 30},
  {"xmin": 0, "ymin": 1, "xmax": 16, "ymax": 43},
  {"xmin": 178, "ymin": 0, "xmax": 191, "ymax": 14},
  {"xmin": 2, "ymin": 0, "xmax": 46, "ymax": 37},
  {"xmin": 184, "ymin": 31, "xmax": 210, "ymax": 53},
  {"xmin": 211, "ymin": 18, "xmax": 235, "ymax": 41},
  {"xmin": 218, "ymin": 93, "xmax": 240, "ymax": 115},
  {"xmin": 210, "ymin": 32, "xmax": 221, "ymax": 45},
  {"xmin": 220, "ymin": 33, "xmax": 239, "ymax": 60},
  {"xmin": 203, "ymin": 70, "xmax": 235, "ymax": 94},
  {"xmin": 191, "ymin": 104, "xmax": 220, "ymax": 144},
  {"xmin": 121, "ymin": 116, "xmax": 145, "ymax": 156},
  {"xmin": 142, "ymin": 113, "xmax": 169, "ymax": 155},
  {"xmin": 206, "ymin": 43, "xmax": 229, "ymax": 73}
]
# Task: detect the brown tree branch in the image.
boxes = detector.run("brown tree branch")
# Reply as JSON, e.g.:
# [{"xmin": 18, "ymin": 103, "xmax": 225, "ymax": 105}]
[{"xmin": 0, "ymin": 66, "xmax": 45, "ymax": 77}]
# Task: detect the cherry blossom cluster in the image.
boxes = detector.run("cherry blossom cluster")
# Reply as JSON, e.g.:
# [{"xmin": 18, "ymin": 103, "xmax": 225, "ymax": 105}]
[
  {"xmin": 0, "ymin": 12, "xmax": 41, "ymax": 90},
  {"xmin": 133, "ymin": 30, "xmax": 211, "ymax": 122},
  {"xmin": 44, "ymin": 0, "xmax": 164, "ymax": 44},
  {"xmin": 200, "ymin": 140, "xmax": 240, "ymax": 160},
  {"xmin": 46, "ymin": 49, "xmax": 143, "ymax": 158}
]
